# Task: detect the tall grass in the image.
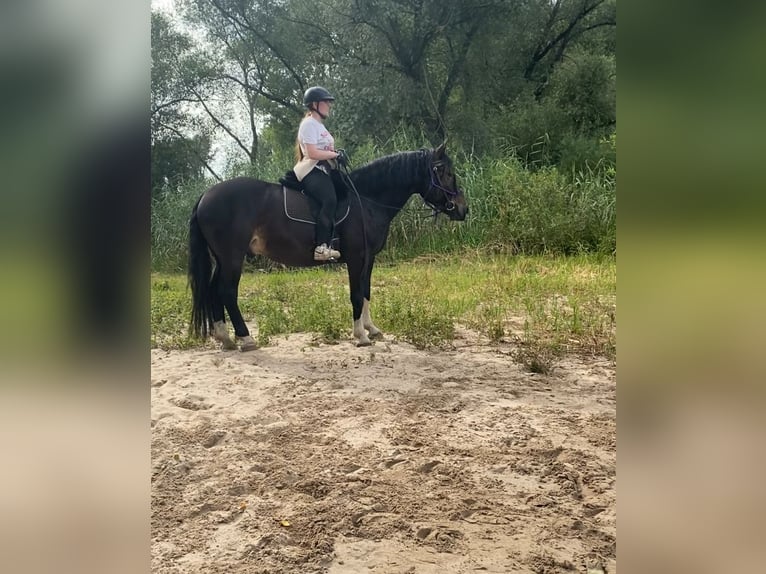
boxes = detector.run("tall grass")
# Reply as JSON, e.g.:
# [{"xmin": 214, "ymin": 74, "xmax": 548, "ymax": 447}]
[
  {"xmin": 151, "ymin": 178, "xmax": 208, "ymax": 272},
  {"xmin": 474, "ymin": 155, "xmax": 616, "ymax": 256}
]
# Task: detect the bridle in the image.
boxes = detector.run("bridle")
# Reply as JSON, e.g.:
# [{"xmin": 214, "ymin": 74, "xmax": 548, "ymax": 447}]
[
  {"xmin": 337, "ymin": 152, "xmax": 463, "ymax": 216},
  {"xmin": 421, "ymin": 159, "xmax": 462, "ymax": 215}
]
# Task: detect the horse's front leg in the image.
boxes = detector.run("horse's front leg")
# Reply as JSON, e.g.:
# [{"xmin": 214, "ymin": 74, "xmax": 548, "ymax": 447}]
[
  {"xmin": 348, "ymin": 261, "xmax": 371, "ymax": 347},
  {"xmin": 362, "ymin": 258, "xmax": 383, "ymax": 340},
  {"xmin": 352, "ymin": 301, "xmax": 370, "ymax": 347}
]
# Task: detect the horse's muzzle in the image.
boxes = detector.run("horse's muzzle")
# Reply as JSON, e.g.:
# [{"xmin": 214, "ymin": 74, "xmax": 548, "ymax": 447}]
[{"xmin": 448, "ymin": 200, "xmax": 468, "ymax": 221}]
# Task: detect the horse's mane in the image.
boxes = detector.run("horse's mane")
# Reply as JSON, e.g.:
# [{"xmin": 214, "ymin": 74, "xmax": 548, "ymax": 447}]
[{"xmin": 350, "ymin": 149, "xmax": 432, "ymax": 196}]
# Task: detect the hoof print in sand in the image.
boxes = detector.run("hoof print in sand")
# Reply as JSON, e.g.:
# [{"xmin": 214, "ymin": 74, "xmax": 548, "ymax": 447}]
[
  {"xmin": 201, "ymin": 431, "xmax": 226, "ymax": 448},
  {"xmin": 416, "ymin": 460, "xmax": 441, "ymax": 473},
  {"xmin": 170, "ymin": 395, "xmax": 213, "ymax": 411}
]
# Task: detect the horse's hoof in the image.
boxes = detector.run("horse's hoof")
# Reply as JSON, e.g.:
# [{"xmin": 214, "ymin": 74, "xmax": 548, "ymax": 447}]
[
  {"xmin": 368, "ymin": 331, "xmax": 384, "ymax": 340},
  {"xmin": 237, "ymin": 336, "xmax": 258, "ymax": 352},
  {"xmin": 213, "ymin": 322, "xmax": 236, "ymax": 349},
  {"xmin": 356, "ymin": 339, "xmax": 372, "ymax": 347},
  {"xmin": 217, "ymin": 338, "xmax": 236, "ymax": 350}
]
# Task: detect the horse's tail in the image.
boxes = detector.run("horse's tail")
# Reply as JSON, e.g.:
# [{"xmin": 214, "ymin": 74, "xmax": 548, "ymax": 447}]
[{"xmin": 188, "ymin": 195, "xmax": 214, "ymax": 339}]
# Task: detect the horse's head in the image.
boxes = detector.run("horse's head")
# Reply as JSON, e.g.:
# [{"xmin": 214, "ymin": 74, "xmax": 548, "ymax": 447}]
[{"xmin": 421, "ymin": 143, "xmax": 468, "ymax": 221}]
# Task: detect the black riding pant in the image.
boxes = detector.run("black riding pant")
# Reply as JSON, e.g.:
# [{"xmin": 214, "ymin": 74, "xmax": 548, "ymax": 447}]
[{"xmin": 302, "ymin": 167, "xmax": 337, "ymax": 247}]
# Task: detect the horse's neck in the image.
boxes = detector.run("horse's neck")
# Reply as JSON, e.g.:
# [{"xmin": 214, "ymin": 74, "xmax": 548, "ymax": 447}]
[
  {"xmin": 353, "ymin": 152, "xmax": 429, "ymax": 212},
  {"xmin": 367, "ymin": 185, "xmax": 418, "ymax": 212}
]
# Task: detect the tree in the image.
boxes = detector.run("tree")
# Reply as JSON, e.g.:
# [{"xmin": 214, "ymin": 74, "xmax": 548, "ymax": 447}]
[
  {"xmin": 179, "ymin": 0, "xmax": 328, "ymax": 170},
  {"xmin": 151, "ymin": 134, "xmax": 213, "ymax": 195},
  {"xmin": 325, "ymin": 0, "xmax": 505, "ymax": 144},
  {"xmin": 522, "ymin": 0, "xmax": 616, "ymax": 96},
  {"xmin": 156, "ymin": 0, "xmax": 616, "ymax": 172},
  {"xmin": 151, "ymin": 10, "xmax": 220, "ymax": 189}
]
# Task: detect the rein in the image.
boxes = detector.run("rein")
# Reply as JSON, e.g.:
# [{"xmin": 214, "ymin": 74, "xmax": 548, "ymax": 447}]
[
  {"xmin": 337, "ymin": 164, "xmax": 373, "ymax": 287},
  {"xmin": 360, "ymin": 195, "xmax": 402, "ymax": 211}
]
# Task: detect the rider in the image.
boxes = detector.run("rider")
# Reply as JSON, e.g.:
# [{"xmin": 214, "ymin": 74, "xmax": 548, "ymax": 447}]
[{"xmin": 294, "ymin": 86, "xmax": 347, "ymax": 261}]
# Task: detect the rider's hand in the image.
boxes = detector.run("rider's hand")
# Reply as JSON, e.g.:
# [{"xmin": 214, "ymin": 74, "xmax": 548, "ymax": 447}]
[{"xmin": 335, "ymin": 149, "xmax": 349, "ymax": 168}]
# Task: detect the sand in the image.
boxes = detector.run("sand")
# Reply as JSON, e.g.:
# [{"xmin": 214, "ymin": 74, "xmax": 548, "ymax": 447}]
[{"xmin": 151, "ymin": 330, "xmax": 615, "ymax": 573}]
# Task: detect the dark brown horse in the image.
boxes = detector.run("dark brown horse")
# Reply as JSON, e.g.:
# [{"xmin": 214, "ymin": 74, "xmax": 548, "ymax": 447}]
[{"xmin": 188, "ymin": 143, "xmax": 468, "ymax": 350}]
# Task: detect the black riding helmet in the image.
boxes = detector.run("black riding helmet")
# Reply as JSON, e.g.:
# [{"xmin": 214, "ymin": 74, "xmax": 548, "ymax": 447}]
[{"xmin": 303, "ymin": 86, "xmax": 335, "ymax": 107}]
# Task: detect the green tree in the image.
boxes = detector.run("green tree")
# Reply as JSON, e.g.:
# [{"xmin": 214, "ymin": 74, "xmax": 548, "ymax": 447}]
[
  {"xmin": 158, "ymin": 0, "xmax": 616, "ymax": 172},
  {"xmin": 521, "ymin": 0, "xmax": 616, "ymax": 95},
  {"xmin": 151, "ymin": 134, "xmax": 213, "ymax": 196},
  {"xmin": 323, "ymin": 0, "xmax": 505, "ymax": 145},
  {"xmin": 180, "ymin": 0, "xmax": 329, "ymax": 169},
  {"xmin": 151, "ymin": 10, "xmax": 219, "ymax": 192}
]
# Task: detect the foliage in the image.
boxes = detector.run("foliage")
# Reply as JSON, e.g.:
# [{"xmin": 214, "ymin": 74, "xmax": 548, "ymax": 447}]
[
  {"xmin": 151, "ymin": 179, "xmax": 208, "ymax": 272},
  {"xmin": 490, "ymin": 49, "xmax": 616, "ymax": 172},
  {"xmin": 151, "ymin": 11, "xmax": 218, "ymax": 193},
  {"xmin": 477, "ymin": 155, "xmax": 616, "ymax": 255},
  {"xmin": 151, "ymin": 134, "xmax": 212, "ymax": 198},
  {"xmin": 153, "ymin": 0, "xmax": 615, "ymax": 173}
]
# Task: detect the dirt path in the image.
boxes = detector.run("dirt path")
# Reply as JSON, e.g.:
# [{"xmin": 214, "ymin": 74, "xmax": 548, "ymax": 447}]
[{"xmin": 151, "ymin": 331, "xmax": 616, "ymax": 573}]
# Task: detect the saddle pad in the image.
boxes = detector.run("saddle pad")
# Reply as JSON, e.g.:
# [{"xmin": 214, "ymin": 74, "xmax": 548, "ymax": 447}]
[{"xmin": 283, "ymin": 185, "xmax": 350, "ymax": 226}]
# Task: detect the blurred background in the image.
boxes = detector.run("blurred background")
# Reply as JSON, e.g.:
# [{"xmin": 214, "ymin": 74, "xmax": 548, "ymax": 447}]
[
  {"xmin": 0, "ymin": 1, "xmax": 149, "ymax": 573},
  {"xmin": 620, "ymin": 1, "xmax": 766, "ymax": 572}
]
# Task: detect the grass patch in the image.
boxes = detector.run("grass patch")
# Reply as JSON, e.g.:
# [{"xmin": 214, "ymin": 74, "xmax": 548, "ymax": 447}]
[{"xmin": 151, "ymin": 253, "xmax": 615, "ymax": 362}]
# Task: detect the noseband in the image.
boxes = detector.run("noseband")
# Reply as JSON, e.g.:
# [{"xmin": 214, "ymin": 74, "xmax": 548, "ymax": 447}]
[{"xmin": 421, "ymin": 160, "xmax": 461, "ymax": 214}]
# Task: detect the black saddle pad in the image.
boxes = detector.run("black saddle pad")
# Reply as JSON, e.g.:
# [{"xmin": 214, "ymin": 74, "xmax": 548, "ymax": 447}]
[{"xmin": 280, "ymin": 170, "xmax": 350, "ymax": 226}]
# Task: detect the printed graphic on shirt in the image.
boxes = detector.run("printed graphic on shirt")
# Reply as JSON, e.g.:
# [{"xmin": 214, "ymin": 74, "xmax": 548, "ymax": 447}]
[{"xmin": 298, "ymin": 117, "xmax": 334, "ymax": 153}]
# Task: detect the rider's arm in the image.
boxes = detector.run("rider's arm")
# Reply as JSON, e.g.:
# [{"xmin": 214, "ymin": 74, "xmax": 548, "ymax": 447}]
[{"xmin": 304, "ymin": 143, "xmax": 339, "ymax": 161}]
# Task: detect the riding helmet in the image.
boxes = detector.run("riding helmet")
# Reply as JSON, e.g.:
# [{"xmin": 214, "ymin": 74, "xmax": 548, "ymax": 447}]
[{"xmin": 303, "ymin": 86, "xmax": 335, "ymax": 106}]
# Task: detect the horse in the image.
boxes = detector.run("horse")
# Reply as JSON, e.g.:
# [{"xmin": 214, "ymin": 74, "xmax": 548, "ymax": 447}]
[{"xmin": 188, "ymin": 143, "xmax": 468, "ymax": 351}]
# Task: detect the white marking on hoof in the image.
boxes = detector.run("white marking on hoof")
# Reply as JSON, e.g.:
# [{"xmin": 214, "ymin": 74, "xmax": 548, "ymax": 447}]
[
  {"xmin": 213, "ymin": 321, "xmax": 236, "ymax": 350},
  {"xmin": 353, "ymin": 318, "xmax": 371, "ymax": 347},
  {"xmin": 362, "ymin": 299, "xmax": 383, "ymax": 339},
  {"xmin": 237, "ymin": 335, "xmax": 258, "ymax": 352}
]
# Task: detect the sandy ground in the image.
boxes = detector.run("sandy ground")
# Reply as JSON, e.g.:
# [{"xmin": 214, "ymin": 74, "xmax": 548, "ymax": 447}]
[{"xmin": 151, "ymin": 330, "xmax": 616, "ymax": 573}]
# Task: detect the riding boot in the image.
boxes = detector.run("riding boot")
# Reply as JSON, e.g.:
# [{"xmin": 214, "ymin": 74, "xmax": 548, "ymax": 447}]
[{"xmin": 314, "ymin": 243, "xmax": 341, "ymax": 261}]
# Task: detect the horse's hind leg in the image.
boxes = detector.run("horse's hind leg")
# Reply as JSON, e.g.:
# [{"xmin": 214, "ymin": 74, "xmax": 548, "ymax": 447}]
[
  {"xmin": 218, "ymin": 256, "xmax": 258, "ymax": 352},
  {"xmin": 210, "ymin": 263, "xmax": 236, "ymax": 350},
  {"xmin": 362, "ymin": 257, "xmax": 383, "ymax": 340}
]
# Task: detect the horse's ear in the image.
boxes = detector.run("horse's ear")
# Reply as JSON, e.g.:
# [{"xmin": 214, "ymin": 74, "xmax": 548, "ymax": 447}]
[{"xmin": 434, "ymin": 141, "xmax": 446, "ymax": 158}]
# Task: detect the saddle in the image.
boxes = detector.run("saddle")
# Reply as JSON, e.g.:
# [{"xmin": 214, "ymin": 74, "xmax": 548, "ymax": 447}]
[{"xmin": 279, "ymin": 170, "xmax": 350, "ymax": 226}]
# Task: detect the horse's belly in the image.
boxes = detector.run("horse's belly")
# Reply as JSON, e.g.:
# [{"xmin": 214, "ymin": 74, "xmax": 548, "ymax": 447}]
[{"xmin": 248, "ymin": 226, "xmax": 318, "ymax": 267}]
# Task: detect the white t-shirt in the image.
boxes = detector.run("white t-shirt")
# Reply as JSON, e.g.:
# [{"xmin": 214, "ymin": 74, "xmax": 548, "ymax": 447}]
[{"xmin": 298, "ymin": 116, "xmax": 335, "ymax": 157}]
